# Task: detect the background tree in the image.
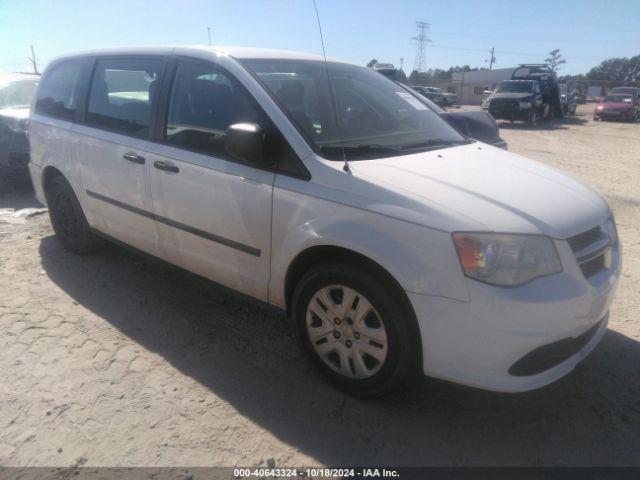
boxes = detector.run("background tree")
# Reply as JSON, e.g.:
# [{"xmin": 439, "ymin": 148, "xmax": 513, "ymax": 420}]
[
  {"xmin": 366, "ymin": 59, "xmax": 378, "ymax": 68},
  {"xmin": 545, "ymin": 49, "xmax": 567, "ymax": 73},
  {"xmin": 586, "ymin": 55, "xmax": 640, "ymax": 82}
]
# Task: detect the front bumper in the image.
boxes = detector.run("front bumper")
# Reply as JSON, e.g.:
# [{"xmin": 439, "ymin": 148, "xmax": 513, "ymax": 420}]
[
  {"xmin": 594, "ymin": 110, "xmax": 634, "ymax": 120},
  {"xmin": 489, "ymin": 109, "xmax": 530, "ymax": 121},
  {"xmin": 409, "ymin": 238, "xmax": 621, "ymax": 392}
]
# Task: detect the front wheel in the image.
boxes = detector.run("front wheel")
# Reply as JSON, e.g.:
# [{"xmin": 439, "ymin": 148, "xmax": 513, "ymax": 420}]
[{"xmin": 291, "ymin": 264, "xmax": 420, "ymax": 397}]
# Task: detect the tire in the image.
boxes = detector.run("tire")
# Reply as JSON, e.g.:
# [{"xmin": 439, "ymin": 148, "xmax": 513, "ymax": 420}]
[
  {"xmin": 291, "ymin": 263, "xmax": 420, "ymax": 397},
  {"xmin": 46, "ymin": 175, "xmax": 104, "ymax": 254}
]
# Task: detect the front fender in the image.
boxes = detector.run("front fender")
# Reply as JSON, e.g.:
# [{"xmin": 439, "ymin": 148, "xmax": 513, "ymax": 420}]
[{"xmin": 269, "ymin": 186, "xmax": 471, "ymax": 309}]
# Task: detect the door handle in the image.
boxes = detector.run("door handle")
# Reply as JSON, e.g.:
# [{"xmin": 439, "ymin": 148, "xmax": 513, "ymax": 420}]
[
  {"xmin": 153, "ymin": 160, "xmax": 179, "ymax": 173},
  {"xmin": 122, "ymin": 152, "xmax": 145, "ymax": 164}
]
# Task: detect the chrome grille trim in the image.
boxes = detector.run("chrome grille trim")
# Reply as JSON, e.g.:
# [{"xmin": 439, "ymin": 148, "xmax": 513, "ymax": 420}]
[{"xmin": 567, "ymin": 224, "xmax": 612, "ymax": 280}]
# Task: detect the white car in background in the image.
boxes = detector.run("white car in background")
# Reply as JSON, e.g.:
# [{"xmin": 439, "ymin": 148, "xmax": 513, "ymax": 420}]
[
  {"xmin": 422, "ymin": 86, "xmax": 457, "ymax": 105},
  {"xmin": 29, "ymin": 46, "xmax": 620, "ymax": 396}
]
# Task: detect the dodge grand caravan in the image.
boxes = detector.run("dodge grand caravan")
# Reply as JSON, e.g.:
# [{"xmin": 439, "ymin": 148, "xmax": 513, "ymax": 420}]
[{"xmin": 29, "ymin": 47, "xmax": 620, "ymax": 396}]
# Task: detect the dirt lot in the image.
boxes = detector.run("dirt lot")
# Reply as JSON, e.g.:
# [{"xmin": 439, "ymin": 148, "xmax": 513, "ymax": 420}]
[{"xmin": 1, "ymin": 104, "xmax": 639, "ymax": 467}]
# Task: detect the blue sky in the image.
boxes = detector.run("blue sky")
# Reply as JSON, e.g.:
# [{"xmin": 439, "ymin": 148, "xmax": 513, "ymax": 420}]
[{"xmin": 1, "ymin": 0, "xmax": 638, "ymax": 75}]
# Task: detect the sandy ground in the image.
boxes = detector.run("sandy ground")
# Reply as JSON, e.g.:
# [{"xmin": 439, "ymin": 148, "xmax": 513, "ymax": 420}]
[{"xmin": 1, "ymin": 104, "xmax": 639, "ymax": 467}]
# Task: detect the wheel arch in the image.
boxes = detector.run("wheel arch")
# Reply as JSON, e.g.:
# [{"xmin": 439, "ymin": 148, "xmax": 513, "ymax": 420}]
[
  {"xmin": 284, "ymin": 245, "xmax": 423, "ymax": 372},
  {"xmin": 42, "ymin": 165, "xmax": 65, "ymax": 198}
]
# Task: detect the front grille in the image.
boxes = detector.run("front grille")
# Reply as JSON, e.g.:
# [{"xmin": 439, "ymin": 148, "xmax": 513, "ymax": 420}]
[
  {"xmin": 579, "ymin": 254, "xmax": 606, "ymax": 278},
  {"xmin": 568, "ymin": 227, "xmax": 601, "ymax": 252},
  {"xmin": 567, "ymin": 226, "xmax": 610, "ymax": 280},
  {"xmin": 490, "ymin": 99, "xmax": 519, "ymax": 112}
]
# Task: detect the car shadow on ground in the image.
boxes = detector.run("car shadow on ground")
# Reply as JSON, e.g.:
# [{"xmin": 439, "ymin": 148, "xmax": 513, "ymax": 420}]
[
  {"xmin": 497, "ymin": 115, "xmax": 589, "ymax": 131},
  {"xmin": 39, "ymin": 235, "xmax": 640, "ymax": 465},
  {"xmin": 0, "ymin": 181, "xmax": 42, "ymax": 210}
]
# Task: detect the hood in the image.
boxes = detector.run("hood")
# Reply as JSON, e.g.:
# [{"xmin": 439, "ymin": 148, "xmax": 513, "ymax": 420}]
[
  {"xmin": 349, "ymin": 143, "xmax": 609, "ymax": 239},
  {"xmin": 491, "ymin": 93, "xmax": 532, "ymax": 100}
]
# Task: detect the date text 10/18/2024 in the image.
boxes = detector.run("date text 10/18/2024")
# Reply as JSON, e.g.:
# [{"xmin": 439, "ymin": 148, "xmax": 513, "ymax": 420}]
[{"xmin": 234, "ymin": 468, "xmax": 400, "ymax": 478}]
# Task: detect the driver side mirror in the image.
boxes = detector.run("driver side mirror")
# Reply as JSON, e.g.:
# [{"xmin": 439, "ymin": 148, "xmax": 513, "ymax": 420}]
[{"xmin": 225, "ymin": 123, "xmax": 264, "ymax": 165}]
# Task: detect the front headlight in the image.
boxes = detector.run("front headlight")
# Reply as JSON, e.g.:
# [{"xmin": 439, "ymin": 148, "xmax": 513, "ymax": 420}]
[
  {"xmin": 603, "ymin": 216, "xmax": 618, "ymax": 245},
  {"xmin": 519, "ymin": 101, "xmax": 532, "ymax": 109},
  {"xmin": 452, "ymin": 233, "xmax": 562, "ymax": 287}
]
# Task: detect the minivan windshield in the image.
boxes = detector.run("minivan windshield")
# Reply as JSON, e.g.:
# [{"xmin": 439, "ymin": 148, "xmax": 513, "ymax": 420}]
[
  {"xmin": 240, "ymin": 59, "xmax": 467, "ymax": 160},
  {"xmin": 495, "ymin": 81, "xmax": 534, "ymax": 94}
]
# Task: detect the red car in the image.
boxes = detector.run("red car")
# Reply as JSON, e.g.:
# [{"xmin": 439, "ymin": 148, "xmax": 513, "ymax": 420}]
[{"xmin": 594, "ymin": 93, "xmax": 638, "ymax": 122}]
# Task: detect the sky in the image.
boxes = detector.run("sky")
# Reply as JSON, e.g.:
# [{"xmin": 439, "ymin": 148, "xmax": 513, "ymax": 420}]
[{"xmin": 1, "ymin": 0, "xmax": 638, "ymax": 76}]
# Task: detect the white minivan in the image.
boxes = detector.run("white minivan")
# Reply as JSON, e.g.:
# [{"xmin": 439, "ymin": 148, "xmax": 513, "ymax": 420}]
[{"xmin": 29, "ymin": 46, "xmax": 620, "ymax": 396}]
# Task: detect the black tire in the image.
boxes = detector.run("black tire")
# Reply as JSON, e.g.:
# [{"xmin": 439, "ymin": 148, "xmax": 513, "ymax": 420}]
[
  {"xmin": 291, "ymin": 263, "xmax": 420, "ymax": 397},
  {"xmin": 46, "ymin": 175, "xmax": 104, "ymax": 254}
]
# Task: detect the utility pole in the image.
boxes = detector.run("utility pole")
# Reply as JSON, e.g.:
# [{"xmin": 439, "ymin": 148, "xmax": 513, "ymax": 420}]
[
  {"xmin": 487, "ymin": 47, "xmax": 496, "ymax": 70},
  {"xmin": 207, "ymin": 27, "xmax": 212, "ymax": 47},
  {"xmin": 411, "ymin": 21, "xmax": 431, "ymax": 73},
  {"xmin": 400, "ymin": 57, "xmax": 404, "ymax": 72},
  {"xmin": 29, "ymin": 44, "xmax": 38, "ymax": 74}
]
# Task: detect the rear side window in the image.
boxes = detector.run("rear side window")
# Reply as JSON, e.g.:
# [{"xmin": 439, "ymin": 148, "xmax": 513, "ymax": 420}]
[
  {"xmin": 87, "ymin": 57, "xmax": 163, "ymax": 137},
  {"xmin": 34, "ymin": 60, "xmax": 84, "ymax": 119},
  {"xmin": 165, "ymin": 60, "xmax": 267, "ymax": 159}
]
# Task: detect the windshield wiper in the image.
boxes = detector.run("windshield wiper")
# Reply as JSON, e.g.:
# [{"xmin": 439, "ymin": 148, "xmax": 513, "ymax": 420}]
[
  {"xmin": 319, "ymin": 144, "xmax": 401, "ymax": 157},
  {"xmin": 398, "ymin": 138, "xmax": 471, "ymax": 151}
]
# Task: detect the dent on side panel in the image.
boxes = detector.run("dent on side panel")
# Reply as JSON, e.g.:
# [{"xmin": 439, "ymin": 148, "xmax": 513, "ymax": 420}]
[{"xmin": 269, "ymin": 176, "xmax": 471, "ymax": 308}]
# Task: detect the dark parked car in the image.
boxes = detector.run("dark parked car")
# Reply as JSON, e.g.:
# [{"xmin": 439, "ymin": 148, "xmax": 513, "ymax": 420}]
[
  {"xmin": 405, "ymin": 84, "xmax": 507, "ymax": 149},
  {"xmin": 0, "ymin": 73, "xmax": 39, "ymax": 179},
  {"xmin": 594, "ymin": 94, "xmax": 638, "ymax": 122},
  {"xmin": 486, "ymin": 79, "xmax": 550, "ymax": 124}
]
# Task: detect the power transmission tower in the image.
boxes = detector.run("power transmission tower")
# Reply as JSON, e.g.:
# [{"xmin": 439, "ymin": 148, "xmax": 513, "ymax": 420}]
[
  {"xmin": 29, "ymin": 44, "xmax": 38, "ymax": 74},
  {"xmin": 411, "ymin": 21, "xmax": 431, "ymax": 73}
]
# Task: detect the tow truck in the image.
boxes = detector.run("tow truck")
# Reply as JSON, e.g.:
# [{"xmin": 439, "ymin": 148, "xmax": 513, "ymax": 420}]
[{"xmin": 485, "ymin": 64, "xmax": 564, "ymax": 125}]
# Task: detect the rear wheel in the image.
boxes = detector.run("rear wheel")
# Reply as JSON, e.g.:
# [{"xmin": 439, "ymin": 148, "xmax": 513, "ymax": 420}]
[
  {"xmin": 46, "ymin": 175, "xmax": 104, "ymax": 254},
  {"xmin": 291, "ymin": 263, "xmax": 420, "ymax": 397}
]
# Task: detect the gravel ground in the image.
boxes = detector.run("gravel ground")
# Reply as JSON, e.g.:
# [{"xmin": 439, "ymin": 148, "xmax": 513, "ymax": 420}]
[{"xmin": 1, "ymin": 104, "xmax": 639, "ymax": 467}]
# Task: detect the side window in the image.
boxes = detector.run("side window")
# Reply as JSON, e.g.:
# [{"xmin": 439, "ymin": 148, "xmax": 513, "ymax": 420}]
[
  {"xmin": 166, "ymin": 61, "xmax": 267, "ymax": 159},
  {"xmin": 34, "ymin": 60, "xmax": 84, "ymax": 119},
  {"xmin": 87, "ymin": 57, "xmax": 163, "ymax": 137}
]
